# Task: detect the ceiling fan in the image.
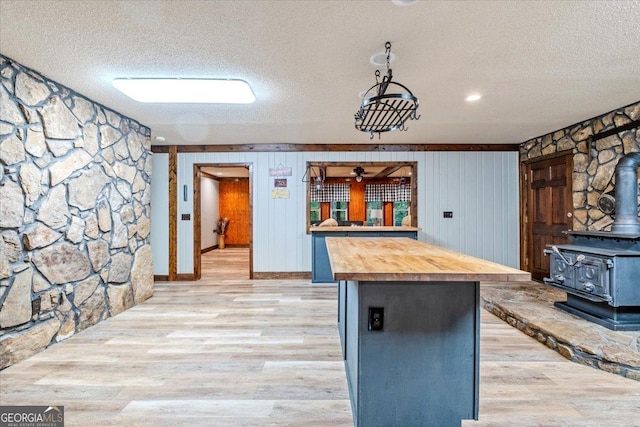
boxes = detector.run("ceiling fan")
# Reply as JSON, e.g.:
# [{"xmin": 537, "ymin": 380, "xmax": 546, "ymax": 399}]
[{"xmin": 353, "ymin": 166, "xmax": 367, "ymax": 182}]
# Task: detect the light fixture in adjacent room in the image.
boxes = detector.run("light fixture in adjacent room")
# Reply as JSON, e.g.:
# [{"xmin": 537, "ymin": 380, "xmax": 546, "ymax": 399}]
[
  {"xmin": 354, "ymin": 42, "xmax": 420, "ymax": 139},
  {"xmin": 353, "ymin": 166, "xmax": 365, "ymax": 183},
  {"xmin": 465, "ymin": 94, "xmax": 482, "ymax": 102},
  {"xmin": 112, "ymin": 78, "xmax": 256, "ymax": 103},
  {"xmin": 302, "ymin": 165, "xmax": 325, "ymax": 190}
]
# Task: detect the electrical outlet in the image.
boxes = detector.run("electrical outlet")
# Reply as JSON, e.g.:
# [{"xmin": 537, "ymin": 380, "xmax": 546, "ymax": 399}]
[
  {"xmin": 181, "ymin": 214, "xmax": 190, "ymax": 220},
  {"xmin": 368, "ymin": 307, "xmax": 384, "ymax": 331},
  {"xmin": 443, "ymin": 211, "xmax": 453, "ymax": 218}
]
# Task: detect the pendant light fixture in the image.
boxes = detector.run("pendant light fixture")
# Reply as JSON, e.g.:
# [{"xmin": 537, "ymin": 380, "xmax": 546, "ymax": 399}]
[
  {"xmin": 354, "ymin": 42, "xmax": 420, "ymax": 139},
  {"xmin": 302, "ymin": 165, "xmax": 325, "ymax": 189}
]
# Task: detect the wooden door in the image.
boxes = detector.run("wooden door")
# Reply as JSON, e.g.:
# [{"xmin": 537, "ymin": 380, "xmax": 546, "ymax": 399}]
[{"xmin": 525, "ymin": 154, "xmax": 573, "ymax": 281}]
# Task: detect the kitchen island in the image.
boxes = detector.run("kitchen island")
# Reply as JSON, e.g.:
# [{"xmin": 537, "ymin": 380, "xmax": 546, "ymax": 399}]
[
  {"xmin": 326, "ymin": 237, "xmax": 530, "ymax": 427},
  {"xmin": 310, "ymin": 226, "xmax": 421, "ymax": 282}
]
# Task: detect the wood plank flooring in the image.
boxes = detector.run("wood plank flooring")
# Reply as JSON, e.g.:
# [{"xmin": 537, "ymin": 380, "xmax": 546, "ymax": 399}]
[
  {"xmin": 1, "ymin": 248, "xmax": 639, "ymax": 426},
  {"xmin": 201, "ymin": 247, "xmax": 250, "ymax": 280}
]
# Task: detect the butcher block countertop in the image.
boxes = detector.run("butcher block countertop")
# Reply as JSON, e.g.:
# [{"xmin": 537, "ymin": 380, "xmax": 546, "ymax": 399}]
[
  {"xmin": 310, "ymin": 226, "xmax": 421, "ymax": 232},
  {"xmin": 326, "ymin": 237, "xmax": 531, "ymax": 282}
]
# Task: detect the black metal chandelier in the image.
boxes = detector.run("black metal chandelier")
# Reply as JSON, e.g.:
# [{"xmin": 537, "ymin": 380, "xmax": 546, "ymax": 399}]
[{"xmin": 354, "ymin": 42, "xmax": 420, "ymax": 139}]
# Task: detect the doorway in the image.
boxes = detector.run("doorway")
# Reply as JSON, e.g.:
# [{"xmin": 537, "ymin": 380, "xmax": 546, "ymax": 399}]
[
  {"xmin": 193, "ymin": 163, "xmax": 253, "ymax": 279},
  {"xmin": 521, "ymin": 152, "xmax": 573, "ymax": 281}
]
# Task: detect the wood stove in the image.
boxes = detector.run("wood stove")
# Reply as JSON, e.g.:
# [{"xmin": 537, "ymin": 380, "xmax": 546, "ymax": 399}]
[{"xmin": 543, "ymin": 152, "xmax": 640, "ymax": 331}]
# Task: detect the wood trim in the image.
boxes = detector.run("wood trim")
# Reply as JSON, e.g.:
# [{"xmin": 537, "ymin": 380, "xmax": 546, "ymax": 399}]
[
  {"xmin": 590, "ymin": 119, "xmax": 640, "ymax": 142},
  {"xmin": 410, "ymin": 162, "xmax": 418, "ymax": 227},
  {"xmin": 201, "ymin": 170, "xmax": 218, "ymax": 180},
  {"xmin": 305, "ymin": 161, "xmax": 418, "ymax": 232},
  {"xmin": 252, "ymin": 272, "xmax": 312, "ymax": 280},
  {"xmin": 155, "ymin": 274, "xmax": 198, "ymax": 281},
  {"xmin": 248, "ymin": 164, "xmax": 254, "ymax": 279},
  {"xmin": 375, "ymin": 166, "xmax": 402, "ymax": 178},
  {"xmin": 519, "ymin": 154, "xmax": 528, "ymax": 271},
  {"xmin": 519, "ymin": 151, "xmax": 574, "ymax": 276},
  {"xmin": 176, "ymin": 274, "xmax": 197, "ymax": 281},
  {"xmin": 152, "ymin": 145, "xmax": 171, "ymax": 153},
  {"xmin": 168, "ymin": 145, "xmax": 177, "ymax": 281},
  {"xmin": 193, "ymin": 164, "xmax": 202, "ymax": 280},
  {"xmin": 201, "ymin": 245, "xmax": 218, "ymax": 254},
  {"xmin": 522, "ymin": 149, "xmax": 574, "ymax": 165},
  {"xmin": 152, "ymin": 143, "xmax": 520, "ymax": 153}
]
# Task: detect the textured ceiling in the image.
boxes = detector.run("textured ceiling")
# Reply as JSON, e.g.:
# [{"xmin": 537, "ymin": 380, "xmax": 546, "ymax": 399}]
[{"xmin": 1, "ymin": 0, "xmax": 639, "ymax": 146}]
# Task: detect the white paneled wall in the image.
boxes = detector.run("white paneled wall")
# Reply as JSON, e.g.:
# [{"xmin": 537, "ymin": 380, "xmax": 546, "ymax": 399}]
[
  {"xmin": 200, "ymin": 176, "xmax": 219, "ymax": 250},
  {"xmin": 150, "ymin": 153, "xmax": 169, "ymax": 275},
  {"xmin": 150, "ymin": 151, "xmax": 520, "ymax": 275}
]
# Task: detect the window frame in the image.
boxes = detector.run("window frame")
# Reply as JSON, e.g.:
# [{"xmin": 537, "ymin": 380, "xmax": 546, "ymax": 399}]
[
  {"xmin": 366, "ymin": 200, "xmax": 384, "ymax": 226},
  {"xmin": 330, "ymin": 201, "xmax": 349, "ymax": 222},
  {"xmin": 393, "ymin": 200, "xmax": 410, "ymax": 226},
  {"xmin": 305, "ymin": 161, "xmax": 417, "ymax": 232}
]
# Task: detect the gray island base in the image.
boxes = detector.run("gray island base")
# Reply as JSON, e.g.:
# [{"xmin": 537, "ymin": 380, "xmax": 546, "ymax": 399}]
[{"xmin": 326, "ymin": 237, "xmax": 530, "ymax": 427}]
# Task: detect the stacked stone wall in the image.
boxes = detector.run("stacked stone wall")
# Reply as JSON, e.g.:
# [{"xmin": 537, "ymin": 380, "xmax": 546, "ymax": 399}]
[
  {"xmin": 520, "ymin": 101, "xmax": 640, "ymax": 231},
  {"xmin": 0, "ymin": 55, "xmax": 153, "ymax": 369}
]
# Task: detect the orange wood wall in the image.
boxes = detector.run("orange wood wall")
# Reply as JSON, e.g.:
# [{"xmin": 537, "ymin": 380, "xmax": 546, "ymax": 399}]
[
  {"xmin": 219, "ymin": 179, "xmax": 250, "ymax": 245},
  {"xmin": 384, "ymin": 202, "xmax": 393, "ymax": 226},
  {"xmin": 321, "ymin": 203, "xmax": 330, "ymax": 220},
  {"xmin": 348, "ymin": 181, "xmax": 366, "ymax": 221}
]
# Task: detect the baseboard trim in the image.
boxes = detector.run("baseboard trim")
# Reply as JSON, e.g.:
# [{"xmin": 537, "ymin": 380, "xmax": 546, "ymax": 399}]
[
  {"xmin": 154, "ymin": 274, "xmax": 197, "ymax": 281},
  {"xmin": 252, "ymin": 272, "xmax": 311, "ymax": 280},
  {"xmin": 201, "ymin": 245, "xmax": 218, "ymax": 254},
  {"xmin": 157, "ymin": 272, "xmax": 308, "ymax": 281},
  {"xmin": 176, "ymin": 274, "xmax": 197, "ymax": 281}
]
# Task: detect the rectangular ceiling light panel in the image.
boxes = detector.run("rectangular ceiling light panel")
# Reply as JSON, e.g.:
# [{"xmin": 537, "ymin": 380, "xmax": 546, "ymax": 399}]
[{"xmin": 112, "ymin": 78, "xmax": 255, "ymax": 103}]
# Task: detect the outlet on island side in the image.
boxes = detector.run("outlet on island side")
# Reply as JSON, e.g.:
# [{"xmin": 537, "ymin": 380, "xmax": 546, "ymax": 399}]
[
  {"xmin": 443, "ymin": 211, "xmax": 453, "ymax": 218},
  {"xmin": 368, "ymin": 307, "xmax": 384, "ymax": 331}
]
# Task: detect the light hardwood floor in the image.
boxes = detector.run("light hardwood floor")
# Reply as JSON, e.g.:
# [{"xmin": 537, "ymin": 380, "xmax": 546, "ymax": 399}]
[
  {"xmin": 201, "ymin": 247, "xmax": 249, "ymax": 280},
  {"xmin": 1, "ymin": 249, "xmax": 638, "ymax": 426}
]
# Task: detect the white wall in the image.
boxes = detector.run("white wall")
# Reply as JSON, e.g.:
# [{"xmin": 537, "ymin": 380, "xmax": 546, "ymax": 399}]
[
  {"xmin": 150, "ymin": 150, "xmax": 520, "ymax": 275},
  {"xmin": 201, "ymin": 176, "xmax": 219, "ymax": 250},
  {"xmin": 150, "ymin": 153, "xmax": 169, "ymax": 275}
]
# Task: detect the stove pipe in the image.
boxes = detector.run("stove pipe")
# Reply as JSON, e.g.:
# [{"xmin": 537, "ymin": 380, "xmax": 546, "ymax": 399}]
[{"xmin": 611, "ymin": 152, "xmax": 640, "ymax": 234}]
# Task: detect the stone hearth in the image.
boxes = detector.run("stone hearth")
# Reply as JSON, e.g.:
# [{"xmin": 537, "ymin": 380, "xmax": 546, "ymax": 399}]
[{"xmin": 481, "ymin": 281, "xmax": 640, "ymax": 381}]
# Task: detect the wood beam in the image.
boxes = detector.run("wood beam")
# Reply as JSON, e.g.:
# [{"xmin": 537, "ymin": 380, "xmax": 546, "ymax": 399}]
[
  {"xmin": 152, "ymin": 143, "xmax": 520, "ymax": 153},
  {"xmin": 374, "ymin": 166, "xmax": 402, "ymax": 178},
  {"xmin": 168, "ymin": 145, "xmax": 177, "ymax": 281}
]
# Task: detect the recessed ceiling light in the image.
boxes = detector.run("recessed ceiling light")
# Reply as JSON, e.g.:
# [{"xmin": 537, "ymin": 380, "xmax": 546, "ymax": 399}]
[
  {"xmin": 465, "ymin": 94, "xmax": 482, "ymax": 102},
  {"xmin": 154, "ymin": 136, "xmax": 166, "ymax": 142},
  {"xmin": 216, "ymin": 172, "xmax": 223, "ymax": 176},
  {"xmin": 370, "ymin": 51, "xmax": 396, "ymax": 67},
  {"xmin": 392, "ymin": 0, "xmax": 419, "ymax": 6},
  {"xmin": 112, "ymin": 78, "xmax": 256, "ymax": 103}
]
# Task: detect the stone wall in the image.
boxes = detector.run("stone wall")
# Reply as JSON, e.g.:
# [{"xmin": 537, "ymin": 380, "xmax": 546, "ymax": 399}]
[
  {"xmin": 520, "ymin": 101, "xmax": 640, "ymax": 231},
  {"xmin": 0, "ymin": 55, "xmax": 153, "ymax": 369}
]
